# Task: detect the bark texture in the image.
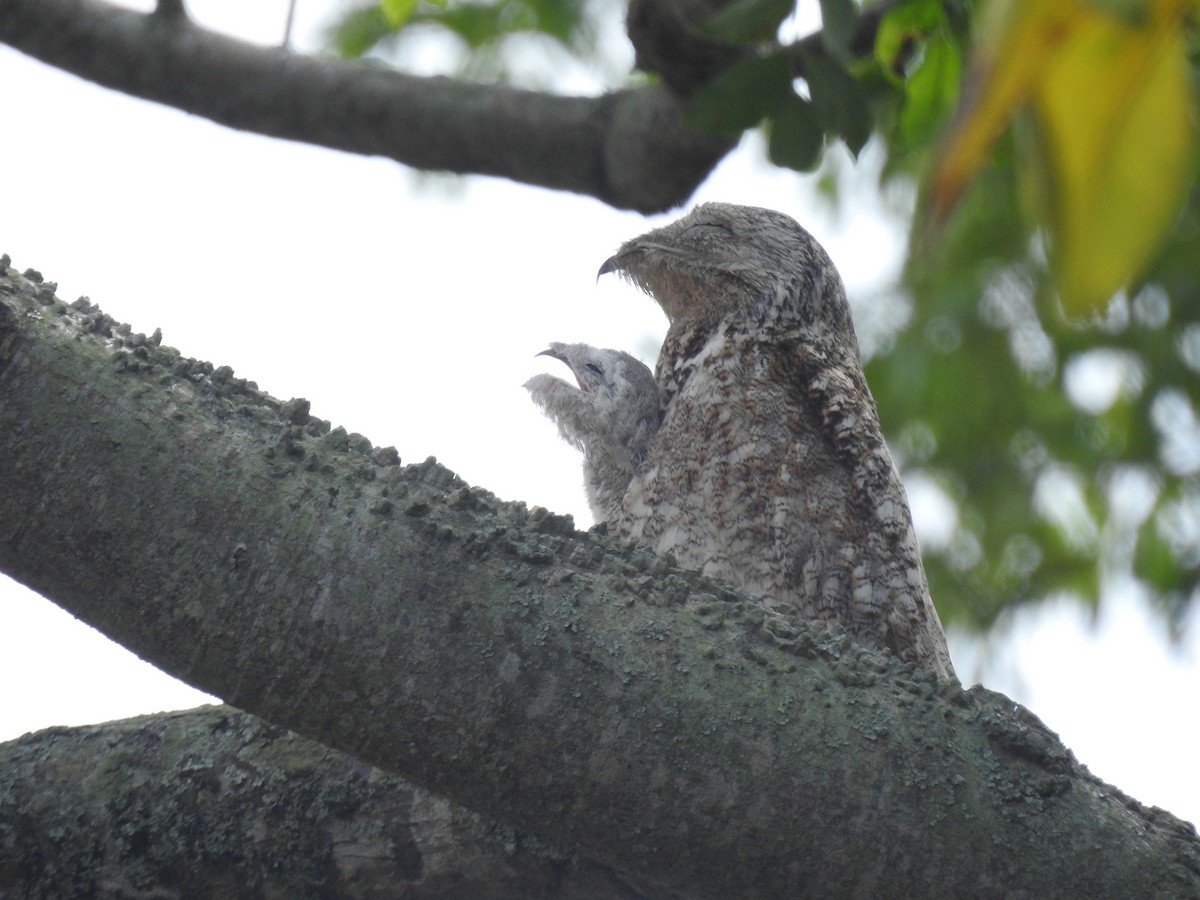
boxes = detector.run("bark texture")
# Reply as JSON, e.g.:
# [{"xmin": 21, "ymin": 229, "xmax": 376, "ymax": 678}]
[
  {"xmin": 2, "ymin": 263, "xmax": 1198, "ymax": 897},
  {"xmin": 0, "ymin": 706, "xmax": 641, "ymax": 899}
]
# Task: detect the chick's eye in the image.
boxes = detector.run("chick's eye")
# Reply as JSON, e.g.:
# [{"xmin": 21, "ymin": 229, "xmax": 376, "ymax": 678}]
[{"xmin": 585, "ymin": 363, "xmax": 605, "ymax": 377}]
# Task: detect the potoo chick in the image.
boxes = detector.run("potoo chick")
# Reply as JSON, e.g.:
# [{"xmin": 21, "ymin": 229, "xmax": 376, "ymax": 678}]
[
  {"xmin": 600, "ymin": 203, "xmax": 955, "ymax": 679},
  {"xmin": 525, "ymin": 342, "xmax": 662, "ymax": 525}
]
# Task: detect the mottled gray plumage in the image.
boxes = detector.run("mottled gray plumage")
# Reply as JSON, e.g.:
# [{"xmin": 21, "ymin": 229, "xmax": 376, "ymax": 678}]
[
  {"xmin": 600, "ymin": 203, "xmax": 955, "ymax": 679},
  {"xmin": 525, "ymin": 342, "xmax": 662, "ymax": 525}
]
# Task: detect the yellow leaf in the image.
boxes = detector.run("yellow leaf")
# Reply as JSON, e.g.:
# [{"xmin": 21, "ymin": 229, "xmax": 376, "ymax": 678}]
[
  {"xmin": 928, "ymin": 0, "xmax": 1197, "ymax": 314},
  {"xmin": 928, "ymin": 0, "xmax": 1073, "ymax": 220},
  {"xmin": 1031, "ymin": 0, "xmax": 1195, "ymax": 313}
]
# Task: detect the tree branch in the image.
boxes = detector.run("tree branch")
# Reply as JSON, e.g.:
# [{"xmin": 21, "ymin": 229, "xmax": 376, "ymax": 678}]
[
  {"xmin": 0, "ymin": 706, "xmax": 643, "ymax": 898},
  {"xmin": 0, "ymin": 0, "xmax": 731, "ymax": 213},
  {"xmin": 1, "ymin": 262, "xmax": 1197, "ymax": 897}
]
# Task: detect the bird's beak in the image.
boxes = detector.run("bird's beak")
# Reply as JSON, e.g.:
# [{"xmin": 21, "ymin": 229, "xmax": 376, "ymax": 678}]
[
  {"xmin": 598, "ymin": 241, "xmax": 661, "ymax": 282},
  {"xmin": 535, "ymin": 348, "xmax": 588, "ymax": 391},
  {"xmin": 597, "ymin": 255, "xmax": 621, "ymax": 280}
]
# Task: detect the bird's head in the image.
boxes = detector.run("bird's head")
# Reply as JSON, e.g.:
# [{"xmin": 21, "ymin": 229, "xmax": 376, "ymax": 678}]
[
  {"xmin": 537, "ymin": 342, "xmax": 659, "ymax": 413},
  {"xmin": 599, "ymin": 203, "xmax": 854, "ymax": 347}
]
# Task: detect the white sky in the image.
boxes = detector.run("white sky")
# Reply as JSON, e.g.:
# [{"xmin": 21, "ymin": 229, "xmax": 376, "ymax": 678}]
[{"xmin": 1, "ymin": 0, "xmax": 1197, "ymax": 830}]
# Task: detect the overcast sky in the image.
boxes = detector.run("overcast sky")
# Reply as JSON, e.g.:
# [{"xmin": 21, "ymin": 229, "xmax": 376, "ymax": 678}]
[{"xmin": 1, "ymin": 0, "xmax": 1197, "ymax": 829}]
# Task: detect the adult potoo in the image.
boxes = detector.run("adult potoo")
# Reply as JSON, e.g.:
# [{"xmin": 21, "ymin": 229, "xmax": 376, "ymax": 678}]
[
  {"xmin": 600, "ymin": 203, "xmax": 955, "ymax": 679},
  {"xmin": 525, "ymin": 342, "xmax": 662, "ymax": 525}
]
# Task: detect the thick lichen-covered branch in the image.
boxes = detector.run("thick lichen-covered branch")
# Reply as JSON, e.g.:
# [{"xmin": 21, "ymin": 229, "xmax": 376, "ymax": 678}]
[
  {"xmin": 0, "ymin": 261, "xmax": 1197, "ymax": 898},
  {"xmin": 0, "ymin": 706, "xmax": 642, "ymax": 898}
]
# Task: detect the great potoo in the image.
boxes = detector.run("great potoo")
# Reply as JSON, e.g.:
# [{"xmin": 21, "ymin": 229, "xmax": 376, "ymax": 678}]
[
  {"xmin": 525, "ymin": 342, "xmax": 662, "ymax": 525},
  {"xmin": 600, "ymin": 203, "xmax": 955, "ymax": 679}
]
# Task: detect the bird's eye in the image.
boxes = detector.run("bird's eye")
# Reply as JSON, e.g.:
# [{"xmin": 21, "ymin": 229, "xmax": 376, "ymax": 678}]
[{"xmin": 585, "ymin": 363, "xmax": 604, "ymax": 377}]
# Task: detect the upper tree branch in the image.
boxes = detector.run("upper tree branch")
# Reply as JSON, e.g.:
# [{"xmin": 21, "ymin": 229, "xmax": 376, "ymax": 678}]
[
  {"xmin": 1, "ymin": 263, "xmax": 1197, "ymax": 897},
  {"xmin": 0, "ymin": 0, "xmax": 731, "ymax": 213}
]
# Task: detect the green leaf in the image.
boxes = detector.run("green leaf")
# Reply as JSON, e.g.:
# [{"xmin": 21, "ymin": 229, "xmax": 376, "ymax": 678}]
[
  {"xmin": 898, "ymin": 36, "xmax": 960, "ymax": 148},
  {"xmin": 431, "ymin": 3, "xmax": 514, "ymax": 47},
  {"xmin": 686, "ymin": 54, "xmax": 794, "ymax": 138},
  {"xmin": 380, "ymin": 0, "xmax": 418, "ymax": 27},
  {"xmin": 874, "ymin": 0, "xmax": 948, "ymax": 77},
  {"xmin": 804, "ymin": 52, "xmax": 872, "ymax": 154},
  {"xmin": 702, "ymin": 0, "xmax": 795, "ymax": 45},
  {"xmin": 525, "ymin": 0, "xmax": 584, "ymax": 42},
  {"xmin": 768, "ymin": 95, "xmax": 825, "ymax": 171},
  {"xmin": 330, "ymin": 6, "xmax": 393, "ymax": 57},
  {"xmin": 818, "ymin": 0, "xmax": 859, "ymax": 60},
  {"xmin": 1134, "ymin": 519, "xmax": 1183, "ymax": 593}
]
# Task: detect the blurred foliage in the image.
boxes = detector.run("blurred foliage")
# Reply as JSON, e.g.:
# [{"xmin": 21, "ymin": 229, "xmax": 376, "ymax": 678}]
[
  {"xmin": 328, "ymin": 0, "xmax": 617, "ymax": 87},
  {"xmin": 870, "ymin": 0, "xmax": 1200, "ymax": 632},
  {"xmin": 927, "ymin": 0, "xmax": 1196, "ymax": 314},
  {"xmin": 324, "ymin": 0, "xmax": 1200, "ymax": 634}
]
